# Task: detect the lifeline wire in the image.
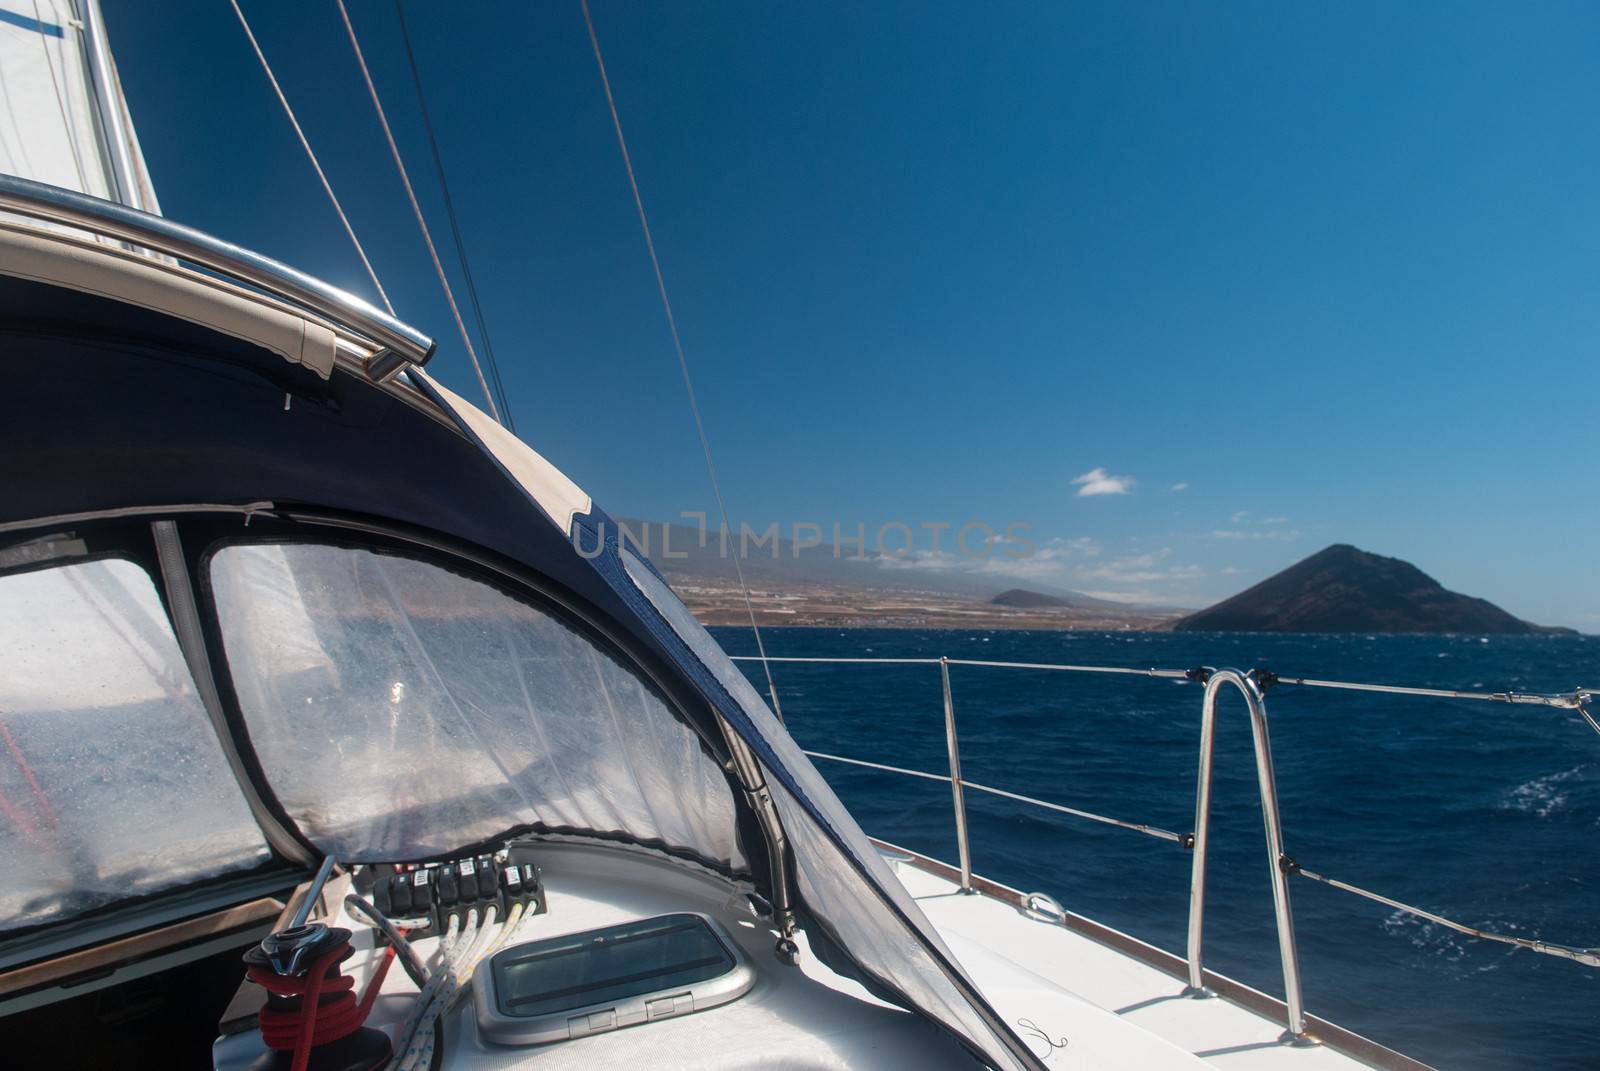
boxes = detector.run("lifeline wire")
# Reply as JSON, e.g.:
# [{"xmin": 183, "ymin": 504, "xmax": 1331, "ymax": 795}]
[
  {"xmin": 334, "ymin": 0, "xmax": 503, "ymax": 425},
  {"xmin": 228, "ymin": 0, "xmax": 393, "ymax": 314},
  {"xmin": 579, "ymin": 0, "xmax": 782, "ymax": 718},
  {"xmin": 783, "ymin": 653, "xmax": 1600, "ymax": 968},
  {"xmin": 1293, "ymin": 865, "xmax": 1600, "ymax": 968}
]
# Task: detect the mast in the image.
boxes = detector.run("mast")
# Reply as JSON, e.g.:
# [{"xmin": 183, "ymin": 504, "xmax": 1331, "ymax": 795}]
[{"xmin": 73, "ymin": 0, "xmax": 142, "ymax": 211}]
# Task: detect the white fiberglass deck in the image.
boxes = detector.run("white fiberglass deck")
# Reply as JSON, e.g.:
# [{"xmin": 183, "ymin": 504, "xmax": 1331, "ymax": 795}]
[
  {"xmin": 212, "ymin": 840, "xmax": 1420, "ymax": 1070},
  {"xmin": 887, "ymin": 850, "xmax": 1424, "ymax": 1070}
]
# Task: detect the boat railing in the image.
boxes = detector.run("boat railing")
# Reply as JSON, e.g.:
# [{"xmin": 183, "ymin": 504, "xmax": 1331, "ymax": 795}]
[
  {"xmin": 0, "ymin": 173, "xmax": 435, "ymax": 382},
  {"xmin": 731, "ymin": 653, "xmax": 1599, "ymax": 1045}
]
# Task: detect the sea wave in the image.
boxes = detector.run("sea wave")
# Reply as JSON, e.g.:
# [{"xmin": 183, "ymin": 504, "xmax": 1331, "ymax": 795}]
[
  {"xmin": 1381, "ymin": 910, "xmax": 1474, "ymax": 963},
  {"xmin": 1380, "ymin": 910, "xmax": 1526, "ymax": 973},
  {"xmin": 1501, "ymin": 764, "xmax": 1593, "ymax": 818}
]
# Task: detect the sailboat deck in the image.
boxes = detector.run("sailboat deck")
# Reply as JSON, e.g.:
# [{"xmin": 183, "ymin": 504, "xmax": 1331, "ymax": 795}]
[
  {"xmin": 206, "ymin": 839, "xmax": 1430, "ymax": 1070},
  {"xmin": 886, "ymin": 848, "xmax": 1431, "ymax": 1070}
]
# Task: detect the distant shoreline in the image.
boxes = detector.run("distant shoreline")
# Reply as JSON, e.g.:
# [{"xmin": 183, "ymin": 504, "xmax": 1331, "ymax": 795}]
[
  {"xmin": 694, "ymin": 613, "xmax": 1176, "ymax": 631},
  {"xmin": 678, "ymin": 592, "xmax": 1181, "ymax": 633},
  {"xmin": 701, "ymin": 619, "xmax": 1594, "ymax": 637},
  {"xmin": 665, "ymin": 541, "xmax": 1589, "ymax": 637}
]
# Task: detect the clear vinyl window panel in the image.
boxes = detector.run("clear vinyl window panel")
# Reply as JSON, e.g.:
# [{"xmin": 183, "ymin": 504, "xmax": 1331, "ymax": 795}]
[
  {"xmin": 208, "ymin": 544, "xmax": 745, "ymax": 869},
  {"xmin": 0, "ymin": 558, "xmax": 270, "ymax": 932}
]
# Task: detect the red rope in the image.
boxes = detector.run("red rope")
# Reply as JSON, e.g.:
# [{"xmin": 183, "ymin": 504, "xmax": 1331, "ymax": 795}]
[
  {"xmin": 0, "ymin": 715, "xmax": 58, "ymax": 829},
  {"xmin": 247, "ymin": 934, "xmax": 396, "ymax": 1071},
  {"xmin": 0, "ymin": 784, "xmax": 47, "ymax": 849},
  {"xmin": 358, "ymin": 942, "xmax": 399, "ymax": 1020}
]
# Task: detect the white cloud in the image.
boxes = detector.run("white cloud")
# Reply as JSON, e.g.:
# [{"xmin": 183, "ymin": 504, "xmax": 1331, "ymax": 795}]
[
  {"xmin": 1076, "ymin": 547, "xmax": 1204, "ymax": 584},
  {"xmin": 1170, "ymin": 482, "xmax": 1189, "ymax": 492},
  {"xmin": 867, "ymin": 533, "xmax": 1221, "ymax": 605},
  {"xmin": 1072, "ymin": 467, "xmax": 1135, "ymax": 497},
  {"xmin": 1263, "ymin": 516, "xmax": 1289, "ymax": 524},
  {"xmin": 1210, "ymin": 528, "xmax": 1301, "ymax": 542},
  {"xmin": 867, "ymin": 535, "xmax": 1102, "ymax": 583},
  {"xmin": 1221, "ymin": 565, "xmax": 1247, "ymax": 575},
  {"xmin": 965, "ymin": 535, "xmax": 1105, "ymax": 580},
  {"xmin": 1038, "ymin": 536, "xmax": 1103, "ymax": 559},
  {"xmin": 1081, "ymin": 564, "xmax": 1205, "ymax": 583},
  {"xmin": 977, "ymin": 558, "xmax": 1074, "ymax": 581},
  {"xmin": 1111, "ymin": 549, "xmax": 1168, "ymax": 568},
  {"xmin": 1230, "ymin": 510, "xmax": 1250, "ymax": 523}
]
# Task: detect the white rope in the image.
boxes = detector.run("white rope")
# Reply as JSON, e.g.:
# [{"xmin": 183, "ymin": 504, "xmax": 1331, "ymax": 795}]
[
  {"xmin": 579, "ymin": 0, "xmax": 783, "ymax": 719},
  {"xmin": 388, "ymin": 911, "xmax": 460, "ymax": 1064},
  {"xmin": 390, "ymin": 912, "xmax": 468, "ymax": 1069},
  {"xmin": 228, "ymin": 0, "xmax": 394, "ymax": 314},
  {"xmin": 334, "ymin": 0, "xmax": 502, "ymax": 425},
  {"xmin": 396, "ymin": 901, "xmax": 533, "ymax": 1071}
]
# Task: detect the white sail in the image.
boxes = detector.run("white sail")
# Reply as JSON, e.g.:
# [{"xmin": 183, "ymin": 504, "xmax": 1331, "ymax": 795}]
[{"xmin": 0, "ymin": 0, "xmax": 157, "ymax": 211}]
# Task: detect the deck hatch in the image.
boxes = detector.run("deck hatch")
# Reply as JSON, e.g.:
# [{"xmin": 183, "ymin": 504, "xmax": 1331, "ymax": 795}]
[{"xmin": 477, "ymin": 913, "xmax": 752, "ymax": 1045}]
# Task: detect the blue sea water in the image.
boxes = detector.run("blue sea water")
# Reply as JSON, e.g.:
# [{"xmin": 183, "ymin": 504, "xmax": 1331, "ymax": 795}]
[{"xmin": 714, "ymin": 627, "xmax": 1599, "ymax": 1071}]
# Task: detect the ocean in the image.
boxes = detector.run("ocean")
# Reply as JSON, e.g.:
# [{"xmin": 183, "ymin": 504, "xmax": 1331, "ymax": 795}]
[{"xmin": 714, "ymin": 627, "xmax": 1599, "ymax": 1071}]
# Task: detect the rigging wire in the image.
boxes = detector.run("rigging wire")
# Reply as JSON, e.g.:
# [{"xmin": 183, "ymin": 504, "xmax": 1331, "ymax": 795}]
[
  {"xmin": 391, "ymin": 0, "xmax": 515, "ymax": 433},
  {"xmin": 335, "ymin": 0, "xmax": 504, "ymax": 426},
  {"xmin": 578, "ymin": 0, "xmax": 783, "ymax": 720},
  {"xmin": 228, "ymin": 0, "xmax": 394, "ymax": 314}
]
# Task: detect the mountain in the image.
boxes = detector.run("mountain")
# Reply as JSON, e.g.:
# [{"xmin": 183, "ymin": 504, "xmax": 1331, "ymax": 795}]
[
  {"xmin": 990, "ymin": 587, "xmax": 1129, "ymax": 611},
  {"xmin": 1173, "ymin": 544, "xmax": 1576, "ymax": 635},
  {"xmin": 992, "ymin": 588, "xmax": 1072, "ymax": 608}
]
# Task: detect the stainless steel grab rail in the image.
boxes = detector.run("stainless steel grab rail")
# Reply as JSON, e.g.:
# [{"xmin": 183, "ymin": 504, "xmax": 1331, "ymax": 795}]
[
  {"xmin": 1185, "ymin": 669, "xmax": 1315, "ymax": 1045},
  {"xmin": 0, "ymin": 174, "xmax": 436, "ymax": 380},
  {"xmin": 939, "ymin": 657, "xmax": 974, "ymax": 892},
  {"xmin": 733, "ymin": 652, "xmax": 1599, "ymax": 1046}
]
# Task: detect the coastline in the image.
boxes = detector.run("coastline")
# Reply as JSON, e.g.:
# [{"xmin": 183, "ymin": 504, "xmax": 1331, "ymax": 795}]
[{"xmin": 670, "ymin": 579, "xmax": 1182, "ymax": 631}]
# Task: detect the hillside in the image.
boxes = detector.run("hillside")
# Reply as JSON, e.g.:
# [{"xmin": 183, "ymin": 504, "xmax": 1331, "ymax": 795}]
[
  {"xmin": 618, "ymin": 519, "xmax": 1181, "ymax": 629},
  {"xmin": 990, "ymin": 588, "xmax": 1129, "ymax": 611},
  {"xmin": 1173, "ymin": 544, "xmax": 1576, "ymax": 635}
]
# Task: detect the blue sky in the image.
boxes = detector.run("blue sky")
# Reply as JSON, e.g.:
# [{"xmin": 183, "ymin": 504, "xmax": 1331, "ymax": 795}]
[{"xmin": 107, "ymin": 2, "xmax": 1598, "ymax": 628}]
